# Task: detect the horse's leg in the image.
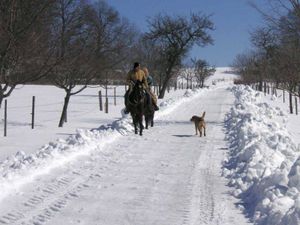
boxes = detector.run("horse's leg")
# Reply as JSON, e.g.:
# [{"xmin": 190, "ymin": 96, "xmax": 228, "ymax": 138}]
[
  {"xmin": 139, "ymin": 118, "xmax": 143, "ymax": 136},
  {"xmin": 145, "ymin": 114, "xmax": 149, "ymax": 129},
  {"xmin": 132, "ymin": 114, "xmax": 138, "ymax": 134},
  {"xmin": 151, "ymin": 113, "xmax": 154, "ymax": 127},
  {"xmin": 139, "ymin": 113, "xmax": 143, "ymax": 136}
]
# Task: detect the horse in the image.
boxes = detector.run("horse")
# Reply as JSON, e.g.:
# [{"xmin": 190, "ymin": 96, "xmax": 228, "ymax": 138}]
[
  {"xmin": 127, "ymin": 80, "xmax": 147, "ymax": 136},
  {"xmin": 144, "ymin": 96, "xmax": 155, "ymax": 129}
]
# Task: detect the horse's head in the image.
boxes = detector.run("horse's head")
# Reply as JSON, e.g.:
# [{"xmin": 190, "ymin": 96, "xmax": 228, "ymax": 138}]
[
  {"xmin": 129, "ymin": 80, "xmax": 145, "ymax": 104},
  {"xmin": 133, "ymin": 80, "xmax": 145, "ymax": 95}
]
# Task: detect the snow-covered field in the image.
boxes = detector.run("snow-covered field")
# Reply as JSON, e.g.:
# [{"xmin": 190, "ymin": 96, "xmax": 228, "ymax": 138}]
[{"xmin": 0, "ymin": 68, "xmax": 299, "ymax": 225}]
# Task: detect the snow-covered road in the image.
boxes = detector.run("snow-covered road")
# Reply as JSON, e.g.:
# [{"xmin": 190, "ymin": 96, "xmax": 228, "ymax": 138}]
[{"xmin": 0, "ymin": 87, "xmax": 251, "ymax": 225}]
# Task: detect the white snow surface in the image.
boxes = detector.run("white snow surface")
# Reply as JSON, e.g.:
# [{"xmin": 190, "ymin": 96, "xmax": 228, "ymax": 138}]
[
  {"xmin": 2, "ymin": 69, "xmax": 300, "ymax": 225},
  {"xmin": 0, "ymin": 70, "xmax": 252, "ymax": 225},
  {"xmin": 223, "ymin": 85, "xmax": 300, "ymax": 225}
]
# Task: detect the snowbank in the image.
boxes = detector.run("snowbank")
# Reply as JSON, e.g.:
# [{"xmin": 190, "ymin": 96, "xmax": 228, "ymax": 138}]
[
  {"xmin": 0, "ymin": 87, "xmax": 205, "ymax": 202},
  {"xmin": 223, "ymin": 85, "xmax": 300, "ymax": 225},
  {"xmin": 156, "ymin": 89, "xmax": 205, "ymax": 118}
]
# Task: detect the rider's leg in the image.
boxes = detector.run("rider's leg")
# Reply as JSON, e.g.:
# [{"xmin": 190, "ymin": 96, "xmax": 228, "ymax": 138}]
[{"xmin": 150, "ymin": 91, "xmax": 159, "ymax": 111}]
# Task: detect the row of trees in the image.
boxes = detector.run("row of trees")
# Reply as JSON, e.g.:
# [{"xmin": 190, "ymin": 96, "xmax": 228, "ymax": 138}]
[
  {"xmin": 232, "ymin": 0, "xmax": 300, "ymax": 113},
  {"xmin": 178, "ymin": 59, "xmax": 215, "ymax": 89},
  {"xmin": 0, "ymin": 0, "xmax": 215, "ymax": 126}
]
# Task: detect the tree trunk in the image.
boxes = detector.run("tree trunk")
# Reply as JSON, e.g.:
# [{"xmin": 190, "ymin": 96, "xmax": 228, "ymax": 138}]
[
  {"xmin": 159, "ymin": 73, "xmax": 163, "ymax": 92},
  {"xmin": 0, "ymin": 85, "xmax": 15, "ymax": 108},
  {"xmin": 258, "ymin": 80, "xmax": 263, "ymax": 92},
  {"xmin": 0, "ymin": 85, "xmax": 3, "ymax": 108},
  {"xmin": 158, "ymin": 80, "xmax": 168, "ymax": 99},
  {"xmin": 0, "ymin": 95, "xmax": 3, "ymax": 108},
  {"xmin": 58, "ymin": 92, "xmax": 71, "ymax": 127}
]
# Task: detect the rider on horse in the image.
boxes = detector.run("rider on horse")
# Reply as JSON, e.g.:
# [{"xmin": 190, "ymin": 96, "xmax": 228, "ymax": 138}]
[
  {"xmin": 124, "ymin": 62, "xmax": 159, "ymax": 114},
  {"xmin": 124, "ymin": 62, "xmax": 148, "ymax": 114}
]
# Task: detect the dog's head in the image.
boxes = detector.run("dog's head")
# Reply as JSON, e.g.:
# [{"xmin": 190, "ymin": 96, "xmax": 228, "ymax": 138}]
[{"xmin": 190, "ymin": 116, "xmax": 197, "ymax": 122}]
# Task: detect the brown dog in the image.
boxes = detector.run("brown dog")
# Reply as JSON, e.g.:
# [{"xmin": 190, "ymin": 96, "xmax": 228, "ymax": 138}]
[{"xmin": 190, "ymin": 112, "xmax": 206, "ymax": 137}]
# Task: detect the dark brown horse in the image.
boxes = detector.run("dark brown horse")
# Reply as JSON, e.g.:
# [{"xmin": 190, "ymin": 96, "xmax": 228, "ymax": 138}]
[
  {"xmin": 144, "ymin": 95, "xmax": 155, "ymax": 129},
  {"xmin": 128, "ymin": 81, "xmax": 147, "ymax": 136}
]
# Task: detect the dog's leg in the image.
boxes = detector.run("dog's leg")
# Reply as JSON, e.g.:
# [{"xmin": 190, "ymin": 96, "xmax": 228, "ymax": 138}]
[
  {"xmin": 199, "ymin": 125, "xmax": 202, "ymax": 137},
  {"xmin": 195, "ymin": 124, "xmax": 198, "ymax": 135},
  {"xmin": 204, "ymin": 125, "xmax": 206, "ymax": 136}
]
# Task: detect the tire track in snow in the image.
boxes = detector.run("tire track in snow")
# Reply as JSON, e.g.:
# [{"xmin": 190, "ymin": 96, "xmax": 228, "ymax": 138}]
[{"xmin": 0, "ymin": 145, "xmax": 128, "ymax": 225}]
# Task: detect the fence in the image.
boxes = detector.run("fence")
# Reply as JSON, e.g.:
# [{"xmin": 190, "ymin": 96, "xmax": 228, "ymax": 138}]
[
  {"xmin": 251, "ymin": 82, "xmax": 299, "ymax": 116},
  {"xmin": 1, "ymin": 84, "xmax": 183, "ymax": 137}
]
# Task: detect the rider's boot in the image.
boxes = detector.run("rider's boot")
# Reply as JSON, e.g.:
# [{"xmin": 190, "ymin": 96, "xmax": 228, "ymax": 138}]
[
  {"xmin": 154, "ymin": 102, "xmax": 159, "ymax": 111},
  {"xmin": 124, "ymin": 107, "xmax": 130, "ymax": 114}
]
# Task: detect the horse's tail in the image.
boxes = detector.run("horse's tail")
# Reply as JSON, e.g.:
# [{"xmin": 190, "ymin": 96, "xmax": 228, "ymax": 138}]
[{"xmin": 201, "ymin": 111, "xmax": 206, "ymax": 118}]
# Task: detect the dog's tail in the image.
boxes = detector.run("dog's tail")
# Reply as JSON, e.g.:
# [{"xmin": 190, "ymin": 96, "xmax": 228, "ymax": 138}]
[{"xmin": 201, "ymin": 111, "xmax": 206, "ymax": 118}]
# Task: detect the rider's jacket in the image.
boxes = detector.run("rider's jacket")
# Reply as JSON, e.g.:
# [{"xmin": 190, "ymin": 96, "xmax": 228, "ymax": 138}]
[{"xmin": 126, "ymin": 69, "xmax": 149, "ymax": 89}]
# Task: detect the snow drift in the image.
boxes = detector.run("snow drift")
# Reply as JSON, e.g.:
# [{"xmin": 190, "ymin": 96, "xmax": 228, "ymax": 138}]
[{"xmin": 223, "ymin": 85, "xmax": 300, "ymax": 225}]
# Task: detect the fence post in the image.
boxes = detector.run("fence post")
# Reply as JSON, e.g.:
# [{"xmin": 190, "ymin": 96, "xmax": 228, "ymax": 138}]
[
  {"xmin": 105, "ymin": 84, "xmax": 108, "ymax": 99},
  {"xmin": 99, "ymin": 90, "xmax": 103, "ymax": 111},
  {"xmin": 295, "ymin": 96, "xmax": 298, "ymax": 115},
  {"xmin": 31, "ymin": 96, "xmax": 35, "ymax": 129},
  {"xmin": 114, "ymin": 87, "xmax": 116, "ymax": 106},
  {"xmin": 4, "ymin": 99, "xmax": 7, "ymax": 137},
  {"xmin": 105, "ymin": 97, "xmax": 108, "ymax": 113},
  {"xmin": 105, "ymin": 85, "xmax": 108, "ymax": 113}
]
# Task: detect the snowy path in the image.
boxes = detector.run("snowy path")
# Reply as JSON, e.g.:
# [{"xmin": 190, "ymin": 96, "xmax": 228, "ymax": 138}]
[{"xmin": 0, "ymin": 87, "xmax": 251, "ymax": 225}]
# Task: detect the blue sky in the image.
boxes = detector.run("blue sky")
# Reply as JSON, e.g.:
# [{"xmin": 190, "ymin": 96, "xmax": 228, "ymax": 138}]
[{"xmin": 108, "ymin": 0, "xmax": 266, "ymax": 66}]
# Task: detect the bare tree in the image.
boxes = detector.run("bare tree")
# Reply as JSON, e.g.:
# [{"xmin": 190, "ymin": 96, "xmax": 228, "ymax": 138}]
[
  {"xmin": 192, "ymin": 59, "xmax": 215, "ymax": 88},
  {"xmin": 50, "ymin": 0, "xmax": 136, "ymax": 127},
  {"xmin": 84, "ymin": 0, "xmax": 137, "ymax": 82},
  {"xmin": 48, "ymin": 0, "xmax": 93, "ymax": 127},
  {"xmin": 233, "ymin": 0, "xmax": 300, "ymax": 114},
  {"xmin": 178, "ymin": 67, "xmax": 194, "ymax": 89},
  {"xmin": 145, "ymin": 13, "xmax": 214, "ymax": 99},
  {"xmin": 232, "ymin": 51, "xmax": 264, "ymax": 85},
  {"xmin": 0, "ymin": 0, "xmax": 56, "ymax": 106}
]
